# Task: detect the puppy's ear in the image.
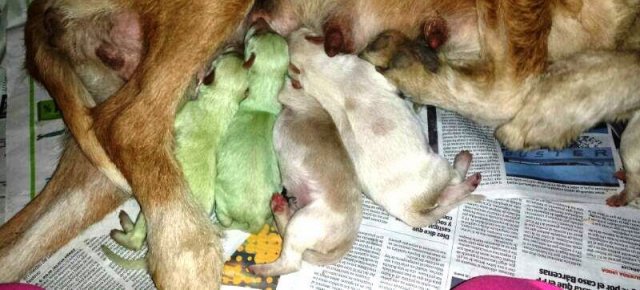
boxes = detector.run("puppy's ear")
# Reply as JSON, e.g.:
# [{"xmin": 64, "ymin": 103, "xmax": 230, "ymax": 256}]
[{"xmin": 243, "ymin": 53, "xmax": 256, "ymax": 69}]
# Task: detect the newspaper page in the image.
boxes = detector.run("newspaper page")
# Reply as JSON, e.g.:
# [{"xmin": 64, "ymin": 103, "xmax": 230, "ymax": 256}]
[
  {"xmin": 3, "ymin": 21, "xmax": 639, "ymax": 290},
  {"xmin": 434, "ymin": 108, "xmax": 625, "ymax": 203},
  {"xmin": 276, "ymin": 198, "xmax": 640, "ymax": 290},
  {"xmin": 274, "ymin": 107, "xmax": 638, "ymax": 290}
]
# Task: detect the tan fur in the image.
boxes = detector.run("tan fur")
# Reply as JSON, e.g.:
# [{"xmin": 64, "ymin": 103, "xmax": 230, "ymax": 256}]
[
  {"xmin": 1, "ymin": 0, "xmax": 254, "ymax": 288},
  {"xmin": 286, "ymin": 29, "xmax": 483, "ymax": 228},
  {"xmin": 358, "ymin": 0, "xmax": 640, "ymax": 205}
]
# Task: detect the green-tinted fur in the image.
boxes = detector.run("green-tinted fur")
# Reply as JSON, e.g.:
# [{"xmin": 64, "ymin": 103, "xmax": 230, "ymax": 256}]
[
  {"xmin": 103, "ymin": 52, "xmax": 249, "ymax": 267},
  {"xmin": 214, "ymin": 29, "xmax": 289, "ymax": 233}
]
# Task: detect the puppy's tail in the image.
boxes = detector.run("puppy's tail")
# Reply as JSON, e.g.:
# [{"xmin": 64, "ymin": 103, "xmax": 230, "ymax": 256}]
[
  {"xmin": 24, "ymin": 1, "xmax": 130, "ymax": 192},
  {"xmin": 100, "ymin": 245, "xmax": 148, "ymax": 270}
]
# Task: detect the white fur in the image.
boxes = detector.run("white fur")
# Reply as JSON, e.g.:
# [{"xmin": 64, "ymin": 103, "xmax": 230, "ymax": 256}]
[
  {"xmin": 287, "ymin": 28, "xmax": 482, "ymax": 227},
  {"xmin": 250, "ymin": 81, "xmax": 362, "ymax": 276}
]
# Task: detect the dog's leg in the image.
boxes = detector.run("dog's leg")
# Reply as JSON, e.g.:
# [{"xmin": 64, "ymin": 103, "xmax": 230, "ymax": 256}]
[
  {"xmin": 0, "ymin": 140, "xmax": 127, "ymax": 282},
  {"xmin": 495, "ymin": 51, "xmax": 640, "ymax": 150},
  {"xmin": 607, "ymin": 111, "xmax": 640, "ymax": 206},
  {"xmin": 24, "ymin": 0, "xmax": 139, "ymax": 192},
  {"xmin": 360, "ymin": 0, "xmax": 553, "ymax": 126},
  {"xmin": 89, "ymin": 1, "xmax": 253, "ymax": 288}
]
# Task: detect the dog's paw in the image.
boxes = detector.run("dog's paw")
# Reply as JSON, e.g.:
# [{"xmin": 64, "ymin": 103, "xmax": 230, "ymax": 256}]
[
  {"xmin": 494, "ymin": 122, "xmax": 529, "ymax": 150},
  {"xmin": 606, "ymin": 170, "xmax": 640, "ymax": 207},
  {"xmin": 606, "ymin": 191, "xmax": 630, "ymax": 207}
]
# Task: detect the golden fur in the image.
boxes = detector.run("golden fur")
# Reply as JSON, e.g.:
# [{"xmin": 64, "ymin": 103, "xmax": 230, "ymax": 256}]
[
  {"xmin": 358, "ymin": 0, "xmax": 640, "ymax": 205},
  {"xmin": 0, "ymin": 0, "xmax": 254, "ymax": 288}
]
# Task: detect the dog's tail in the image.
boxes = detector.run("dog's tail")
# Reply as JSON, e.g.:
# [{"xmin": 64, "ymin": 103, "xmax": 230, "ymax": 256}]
[{"xmin": 24, "ymin": 1, "xmax": 131, "ymax": 192}]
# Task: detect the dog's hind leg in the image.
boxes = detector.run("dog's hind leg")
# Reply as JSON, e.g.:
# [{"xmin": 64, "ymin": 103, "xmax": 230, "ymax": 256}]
[
  {"xmin": 495, "ymin": 51, "xmax": 640, "ymax": 150},
  {"xmin": 0, "ymin": 139, "xmax": 127, "ymax": 282},
  {"xmin": 90, "ymin": 1, "xmax": 254, "ymax": 288},
  {"xmin": 607, "ymin": 111, "xmax": 640, "ymax": 206}
]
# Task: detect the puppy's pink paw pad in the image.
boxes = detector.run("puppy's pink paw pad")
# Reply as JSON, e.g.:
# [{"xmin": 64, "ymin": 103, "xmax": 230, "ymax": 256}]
[
  {"xmin": 271, "ymin": 193, "xmax": 288, "ymax": 213},
  {"xmin": 466, "ymin": 173, "xmax": 482, "ymax": 188}
]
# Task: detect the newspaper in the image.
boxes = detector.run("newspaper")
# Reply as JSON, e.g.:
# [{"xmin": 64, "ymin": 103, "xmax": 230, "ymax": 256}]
[{"xmin": 2, "ymin": 21, "xmax": 639, "ymax": 290}]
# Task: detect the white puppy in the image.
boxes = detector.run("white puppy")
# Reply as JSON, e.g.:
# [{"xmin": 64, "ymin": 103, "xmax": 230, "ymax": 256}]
[
  {"xmin": 249, "ymin": 80, "xmax": 362, "ymax": 276},
  {"xmin": 287, "ymin": 28, "xmax": 483, "ymax": 228}
]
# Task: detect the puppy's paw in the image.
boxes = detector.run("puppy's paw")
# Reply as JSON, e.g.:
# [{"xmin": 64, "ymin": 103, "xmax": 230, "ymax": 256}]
[
  {"xmin": 288, "ymin": 63, "xmax": 303, "ymax": 89},
  {"xmin": 453, "ymin": 150, "xmax": 473, "ymax": 174},
  {"xmin": 110, "ymin": 211, "xmax": 146, "ymax": 250},
  {"xmin": 465, "ymin": 172, "xmax": 482, "ymax": 190},
  {"xmin": 360, "ymin": 31, "xmax": 411, "ymax": 69},
  {"xmin": 248, "ymin": 264, "xmax": 272, "ymax": 277},
  {"xmin": 271, "ymin": 193, "xmax": 289, "ymax": 213},
  {"xmin": 249, "ymin": 262, "xmax": 296, "ymax": 277}
]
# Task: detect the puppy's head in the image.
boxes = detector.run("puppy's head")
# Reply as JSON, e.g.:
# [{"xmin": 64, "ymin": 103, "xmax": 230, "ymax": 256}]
[
  {"xmin": 243, "ymin": 19, "xmax": 290, "ymax": 75},
  {"xmin": 203, "ymin": 50, "xmax": 250, "ymax": 99},
  {"xmin": 287, "ymin": 27, "xmax": 326, "ymax": 64}
]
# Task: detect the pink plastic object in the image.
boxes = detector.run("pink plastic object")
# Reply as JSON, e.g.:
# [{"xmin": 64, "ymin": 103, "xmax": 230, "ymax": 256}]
[
  {"xmin": 454, "ymin": 275, "xmax": 562, "ymax": 290},
  {"xmin": 0, "ymin": 283, "xmax": 45, "ymax": 290}
]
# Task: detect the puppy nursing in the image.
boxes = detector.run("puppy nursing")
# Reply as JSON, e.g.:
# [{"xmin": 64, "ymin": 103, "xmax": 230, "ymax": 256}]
[
  {"xmin": 249, "ymin": 80, "xmax": 362, "ymax": 276},
  {"xmin": 286, "ymin": 28, "xmax": 482, "ymax": 228}
]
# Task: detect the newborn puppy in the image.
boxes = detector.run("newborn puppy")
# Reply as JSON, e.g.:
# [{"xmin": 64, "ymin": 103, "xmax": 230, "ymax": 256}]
[
  {"xmin": 249, "ymin": 80, "xmax": 362, "ymax": 277},
  {"xmin": 287, "ymin": 28, "xmax": 482, "ymax": 228},
  {"xmin": 214, "ymin": 20, "xmax": 289, "ymax": 233},
  {"xmin": 102, "ymin": 51, "xmax": 250, "ymax": 268}
]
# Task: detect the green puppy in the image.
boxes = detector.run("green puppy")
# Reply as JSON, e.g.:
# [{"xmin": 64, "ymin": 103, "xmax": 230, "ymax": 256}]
[
  {"xmin": 214, "ymin": 20, "xmax": 289, "ymax": 233},
  {"xmin": 102, "ymin": 51, "xmax": 250, "ymax": 268}
]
